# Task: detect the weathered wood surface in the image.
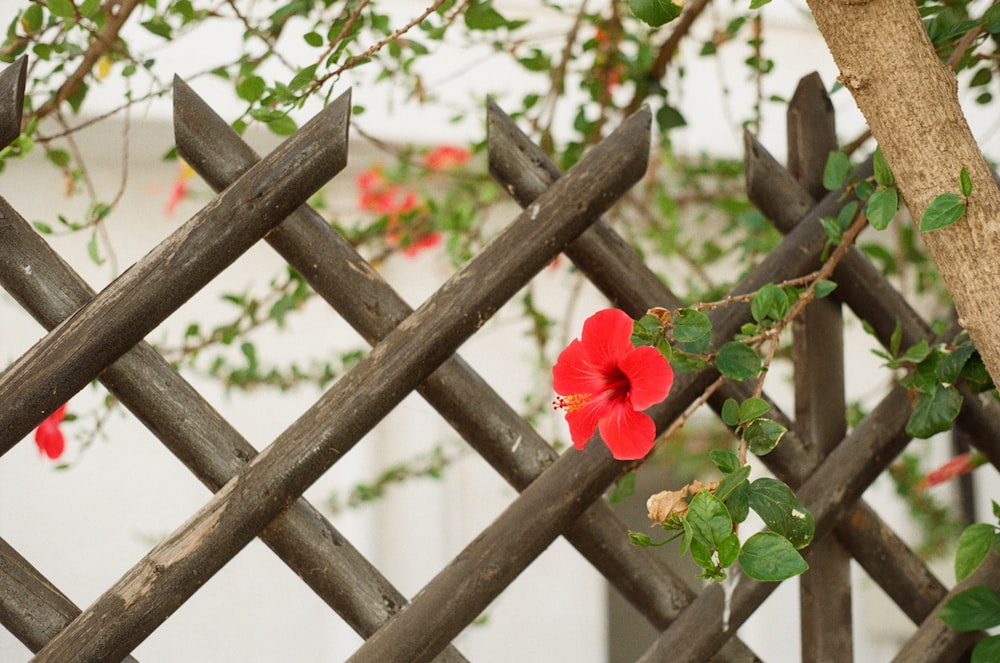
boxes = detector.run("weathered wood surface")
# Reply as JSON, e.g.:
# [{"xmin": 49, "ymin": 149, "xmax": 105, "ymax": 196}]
[
  {"xmin": 30, "ymin": 102, "xmax": 651, "ymax": 663},
  {"xmin": 787, "ymin": 72, "xmax": 853, "ymax": 663},
  {"xmin": 0, "ymin": 196, "xmax": 469, "ymax": 662},
  {"xmin": 0, "ymin": 87, "xmax": 350, "ymax": 450},
  {"xmin": 172, "ymin": 79, "xmax": 748, "ymax": 658},
  {"xmin": 0, "ymin": 55, "xmax": 25, "ymax": 150}
]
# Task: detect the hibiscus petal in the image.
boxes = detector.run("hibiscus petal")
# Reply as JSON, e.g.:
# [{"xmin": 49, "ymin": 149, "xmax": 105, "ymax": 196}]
[
  {"xmin": 598, "ymin": 406, "xmax": 657, "ymax": 460},
  {"xmin": 580, "ymin": 309, "xmax": 635, "ymax": 370},
  {"xmin": 564, "ymin": 401, "xmax": 604, "ymax": 450},
  {"xmin": 553, "ymin": 339, "xmax": 606, "ymax": 396},
  {"xmin": 34, "ymin": 422, "xmax": 65, "ymax": 460},
  {"xmin": 619, "ymin": 346, "xmax": 674, "ymax": 410}
]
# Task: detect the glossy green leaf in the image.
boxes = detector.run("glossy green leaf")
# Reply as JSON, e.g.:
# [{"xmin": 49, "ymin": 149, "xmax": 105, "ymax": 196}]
[
  {"xmin": 716, "ymin": 342, "xmax": 761, "ymax": 381},
  {"xmin": 672, "ymin": 308, "xmax": 712, "ymax": 344},
  {"xmin": 715, "ymin": 465, "xmax": 751, "ymax": 502},
  {"xmin": 744, "ymin": 418, "xmax": 787, "ymax": 456},
  {"xmin": 873, "ymin": 146, "xmax": 894, "ymax": 186},
  {"xmin": 822, "ymin": 150, "xmax": 852, "ymax": 191},
  {"xmin": 813, "ymin": 279, "xmax": 837, "ymax": 298},
  {"xmin": 710, "ymin": 448, "xmax": 740, "ymax": 475},
  {"xmin": 22, "ymin": 4, "xmax": 44, "ymax": 31},
  {"xmin": 738, "ymin": 397, "xmax": 770, "ymax": 424},
  {"xmin": 960, "ymin": 167, "xmax": 973, "ymax": 198},
  {"xmin": 718, "ymin": 532, "xmax": 741, "ymax": 568},
  {"xmin": 955, "ymin": 523, "xmax": 997, "ymax": 581},
  {"xmin": 738, "ymin": 531, "xmax": 808, "ymax": 581},
  {"xmin": 627, "ymin": 0, "xmax": 683, "ymax": 27},
  {"xmin": 906, "ymin": 384, "xmax": 962, "ymax": 438},
  {"xmin": 940, "ymin": 586, "xmax": 1000, "ymax": 631},
  {"xmin": 919, "ymin": 193, "xmax": 965, "ymax": 232},
  {"xmin": 720, "ymin": 399, "xmax": 740, "ymax": 427},
  {"xmin": 685, "ymin": 491, "xmax": 733, "ymax": 550},
  {"xmin": 865, "ymin": 187, "xmax": 898, "ymax": 230},
  {"xmin": 751, "ymin": 283, "xmax": 787, "ymax": 323},
  {"xmin": 936, "ymin": 343, "xmax": 976, "ymax": 384},
  {"xmin": 748, "ymin": 478, "xmax": 813, "ymax": 548}
]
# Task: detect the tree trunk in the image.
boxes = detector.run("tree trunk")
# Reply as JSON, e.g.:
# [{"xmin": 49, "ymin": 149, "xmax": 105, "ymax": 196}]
[{"xmin": 805, "ymin": 0, "xmax": 1000, "ymax": 384}]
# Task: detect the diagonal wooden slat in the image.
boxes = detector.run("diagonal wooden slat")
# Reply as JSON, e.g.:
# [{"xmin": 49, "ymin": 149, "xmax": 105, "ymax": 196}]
[
  {"xmin": 170, "ymin": 82, "xmax": 767, "ymax": 661},
  {"xmin": 29, "ymin": 104, "xmax": 651, "ymax": 663},
  {"xmin": 0, "ymin": 88, "xmax": 352, "ymax": 450},
  {"xmin": 348, "ymin": 123, "xmax": 895, "ymax": 662},
  {"xmin": 486, "ymin": 94, "xmax": 939, "ymax": 641},
  {"xmin": 0, "ymin": 197, "xmax": 469, "ymax": 663},
  {"xmin": 0, "ymin": 538, "xmax": 139, "ymax": 662},
  {"xmin": 745, "ymin": 131, "xmax": 1000, "ymax": 466}
]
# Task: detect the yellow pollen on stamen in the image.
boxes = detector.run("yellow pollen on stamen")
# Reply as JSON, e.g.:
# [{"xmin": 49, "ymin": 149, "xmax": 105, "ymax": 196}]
[{"xmin": 553, "ymin": 393, "xmax": 591, "ymax": 413}]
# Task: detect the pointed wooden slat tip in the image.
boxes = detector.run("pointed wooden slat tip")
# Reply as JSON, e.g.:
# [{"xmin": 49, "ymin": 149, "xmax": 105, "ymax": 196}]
[{"xmin": 0, "ymin": 55, "xmax": 28, "ymax": 150}]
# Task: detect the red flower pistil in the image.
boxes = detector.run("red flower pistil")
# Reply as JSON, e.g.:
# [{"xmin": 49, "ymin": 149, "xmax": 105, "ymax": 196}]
[{"xmin": 553, "ymin": 309, "xmax": 674, "ymax": 460}]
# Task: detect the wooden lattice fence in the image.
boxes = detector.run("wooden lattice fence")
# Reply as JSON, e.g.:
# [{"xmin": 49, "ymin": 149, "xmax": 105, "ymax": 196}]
[{"xmin": 2, "ymin": 52, "xmax": 1000, "ymax": 662}]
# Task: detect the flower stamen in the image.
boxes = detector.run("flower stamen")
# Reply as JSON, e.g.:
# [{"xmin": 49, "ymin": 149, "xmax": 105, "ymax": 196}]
[{"xmin": 553, "ymin": 393, "xmax": 591, "ymax": 414}]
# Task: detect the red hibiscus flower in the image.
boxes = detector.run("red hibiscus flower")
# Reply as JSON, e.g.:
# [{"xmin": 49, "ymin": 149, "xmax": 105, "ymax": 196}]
[
  {"xmin": 164, "ymin": 162, "xmax": 195, "ymax": 216},
  {"xmin": 553, "ymin": 309, "xmax": 674, "ymax": 460},
  {"xmin": 34, "ymin": 403, "xmax": 68, "ymax": 460},
  {"xmin": 423, "ymin": 145, "xmax": 471, "ymax": 170},
  {"xmin": 915, "ymin": 452, "xmax": 986, "ymax": 491}
]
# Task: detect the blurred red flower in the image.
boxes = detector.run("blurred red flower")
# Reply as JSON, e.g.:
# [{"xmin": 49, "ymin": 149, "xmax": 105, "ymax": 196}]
[
  {"xmin": 423, "ymin": 145, "xmax": 471, "ymax": 170},
  {"xmin": 915, "ymin": 452, "xmax": 986, "ymax": 491},
  {"xmin": 553, "ymin": 309, "xmax": 674, "ymax": 460},
  {"xmin": 356, "ymin": 167, "xmax": 439, "ymax": 256},
  {"xmin": 34, "ymin": 403, "xmax": 68, "ymax": 460}
]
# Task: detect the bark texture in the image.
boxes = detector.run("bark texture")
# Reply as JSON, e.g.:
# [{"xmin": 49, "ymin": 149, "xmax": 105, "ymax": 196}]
[{"xmin": 806, "ymin": 0, "xmax": 1000, "ymax": 384}]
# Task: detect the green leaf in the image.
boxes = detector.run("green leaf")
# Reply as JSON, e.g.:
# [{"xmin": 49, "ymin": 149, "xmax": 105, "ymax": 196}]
[
  {"xmin": 608, "ymin": 471, "xmax": 636, "ymax": 504},
  {"xmin": 748, "ymin": 477, "xmax": 814, "ymax": 548},
  {"xmin": 972, "ymin": 635, "xmax": 1000, "ymax": 663},
  {"xmin": 720, "ymin": 399, "xmax": 740, "ymax": 427},
  {"xmin": 87, "ymin": 230, "xmax": 103, "ymax": 265},
  {"xmin": 656, "ymin": 104, "xmax": 686, "ymax": 130},
  {"xmin": 267, "ymin": 115, "xmax": 298, "ymax": 136},
  {"xmin": 751, "ymin": 283, "xmax": 787, "ymax": 323},
  {"xmin": 627, "ymin": 0, "xmax": 683, "ymax": 27},
  {"xmin": 739, "ymin": 531, "xmax": 808, "ymax": 581},
  {"xmin": 738, "ymin": 397, "xmax": 770, "ymax": 424},
  {"xmin": 959, "ymin": 167, "xmax": 973, "ymax": 198},
  {"xmin": 141, "ymin": 17, "xmax": 173, "ymax": 39},
  {"xmin": 33, "ymin": 221, "xmax": 53, "ymax": 234},
  {"xmin": 672, "ymin": 308, "xmax": 712, "ymax": 344},
  {"xmin": 873, "ymin": 146, "xmax": 894, "ymax": 186},
  {"xmin": 237, "ymin": 75, "xmax": 266, "ymax": 103},
  {"xmin": 919, "ymin": 193, "xmax": 965, "ymax": 232},
  {"xmin": 749, "ymin": 0, "xmax": 772, "ymax": 9},
  {"xmin": 813, "ymin": 279, "xmax": 837, "ymax": 298},
  {"xmin": 744, "ymin": 418, "xmax": 787, "ymax": 456},
  {"xmin": 685, "ymin": 490, "xmax": 733, "ymax": 550},
  {"xmin": 718, "ymin": 532, "xmax": 741, "ymax": 568},
  {"xmin": 986, "ymin": 2, "xmax": 1000, "ymax": 33},
  {"xmin": 303, "ymin": 31, "xmax": 323, "ymax": 47},
  {"xmin": 906, "ymin": 384, "xmax": 963, "ymax": 438},
  {"xmin": 289, "ymin": 64, "xmax": 318, "ymax": 91},
  {"xmin": 940, "ymin": 586, "xmax": 1000, "ymax": 631},
  {"xmin": 822, "ymin": 151, "xmax": 852, "ymax": 191},
  {"xmin": 22, "ymin": 4, "xmax": 44, "ymax": 31},
  {"xmin": 710, "ymin": 448, "xmax": 740, "ymax": 475},
  {"xmin": 955, "ymin": 523, "xmax": 997, "ymax": 581},
  {"xmin": 865, "ymin": 187, "xmax": 898, "ymax": 230},
  {"xmin": 48, "ymin": 0, "xmax": 76, "ymax": 19},
  {"xmin": 715, "ymin": 465, "xmax": 751, "ymax": 502},
  {"xmin": 936, "ymin": 343, "xmax": 976, "ymax": 384},
  {"xmin": 80, "ymin": 0, "xmax": 101, "ymax": 18},
  {"xmin": 727, "ymin": 481, "xmax": 750, "ymax": 523},
  {"xmin": 716, "ymin": 342, "xmax": 761, "ymax": 381},
  {"xmin": 464, "ymin": 1, "xmax": 508, "ymax": 30}
]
